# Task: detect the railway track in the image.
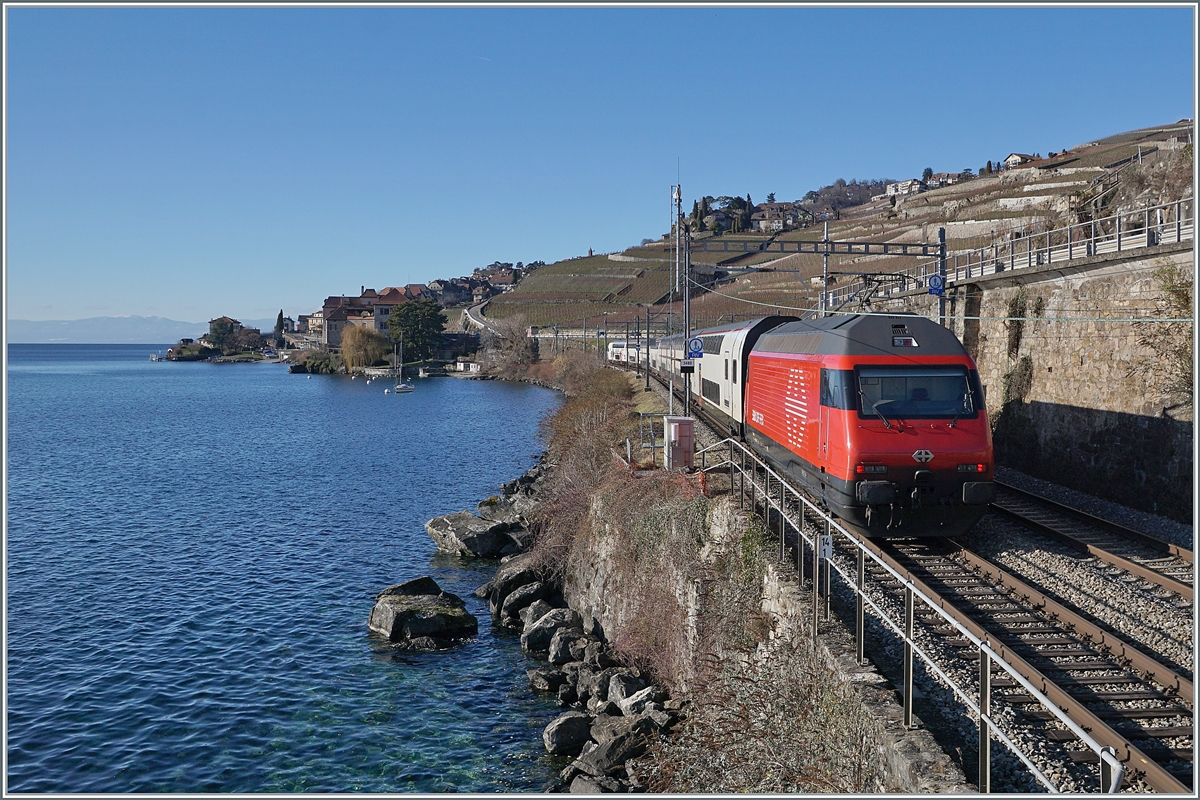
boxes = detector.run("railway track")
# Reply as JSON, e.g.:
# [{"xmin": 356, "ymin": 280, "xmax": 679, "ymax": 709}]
[
  {"xmin": 853, "ymin": 536, "xmax": 1194, "ymax": 793},
  {"xmin": 990, "ymin": 481, "xmax": 1194, "ymax": 602},
  {"xmin": 652, "ymin": 368, "xmax": 1195, "ymax": 791}
]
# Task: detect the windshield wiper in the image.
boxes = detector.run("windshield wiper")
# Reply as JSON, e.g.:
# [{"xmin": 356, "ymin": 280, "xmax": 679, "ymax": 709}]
[
  {"xmin": 859, "ymin": 391, "xmax": 892, "ymax": 429},
  {"xmin": 948, "ymin": 386, "xmax": 972, "ymax": 428}
]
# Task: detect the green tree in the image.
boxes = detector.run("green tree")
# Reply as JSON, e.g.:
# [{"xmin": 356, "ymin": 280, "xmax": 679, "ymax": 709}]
[
  {"xmin": 765, "ymin": 192, "xmax": 775, "ymax": 203},
  {"xmin": 922, "ymin": 167, "xmax": 933, "ymax": 182},
  {"xmin": 387, "ymin": 299, "xmax": 447, "ymax": 361},
  {"xmin": 208, "ymin": 319, "xmax": 235, "ymax": 351}
]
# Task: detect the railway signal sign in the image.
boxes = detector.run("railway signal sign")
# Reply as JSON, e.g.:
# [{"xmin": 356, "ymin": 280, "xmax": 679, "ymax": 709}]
[
  {"xmin": 680, "ymin": 358, "xmax": 695, "ymax": 374},
  {"xmin": 687, "ymin": 337, "xmax": 704, "ymax": 358},
  {"xmin": 928, "ymin": 274, "xmax": 945, "ymax": 296}
]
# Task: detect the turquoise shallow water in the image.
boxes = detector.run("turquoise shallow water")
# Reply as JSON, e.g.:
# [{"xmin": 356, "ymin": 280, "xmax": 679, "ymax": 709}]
[{"xmin": 6, "ymin": 344, "xmax": 564, "ymax": 792}]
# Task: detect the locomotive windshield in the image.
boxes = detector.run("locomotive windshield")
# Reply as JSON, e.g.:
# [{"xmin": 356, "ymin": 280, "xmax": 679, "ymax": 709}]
[{"xmin": 855, "ymin": 365, "xmax": 979, "ymax": 420}]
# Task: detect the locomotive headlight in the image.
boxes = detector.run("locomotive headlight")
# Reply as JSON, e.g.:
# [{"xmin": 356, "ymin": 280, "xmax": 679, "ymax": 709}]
[
  {"xmin": 856, "ymin": 464, "xmax": 887, "ymax": 475},
  {"xmin": 957, "ymin": 463, "xmax": 987, "ymax": 473}
]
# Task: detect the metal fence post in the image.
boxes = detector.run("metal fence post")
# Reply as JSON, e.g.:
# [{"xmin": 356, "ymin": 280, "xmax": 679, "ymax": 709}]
[
  {"xmin": 1100, "ymin": 746, "xmax": 1118, "ymax": 793},
  {"xmin": 797, "ymin": 507, "xmax": 804, "ymax": 577},
  {"xmin": 1068, "ymin": 224, "xmax": 1073, "ymax": 260},
  {"xmin": 823, "ymin": 539, "xmax": 831, "ymax": 620},
  {"xmin": 903, "ymin": 585, "xmax": 914, "ymax": 728},
  {"xmin": 1176, "ymin": 200, "xmax": 1182, "ymax": 242},
  {"xmin": 740, "ymin": 447, "xmax": 745, "ymax": 510},
  {"xmin": 856, "ymin": 547, "xmax": 865, "ymax": 663},
  {"xmin": 979, "ymin": 648, "xmax": 991, "ymax": 793},
  {"xmin": 812, "ymin": 526, "xmax": 820, "ymax": 642},
  {"xmin": 729, "ymin": 440, "xmax": 734, "ymax": 496},
  {"xmin": 1116, "ymin": 215, "xmax": 1122, "ymax": 251},
  {"xmin": 779, "ymin": 483, "xmax": 787, "ymax": 561}
]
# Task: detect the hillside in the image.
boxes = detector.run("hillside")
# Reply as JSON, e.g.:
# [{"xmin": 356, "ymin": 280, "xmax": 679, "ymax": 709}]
[{"xmin": 483, "ymin": 120, "xmax": 1192, "ymax": 332}]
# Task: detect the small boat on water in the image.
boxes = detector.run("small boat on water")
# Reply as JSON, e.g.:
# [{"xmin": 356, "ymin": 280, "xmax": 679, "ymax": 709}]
[
  {"xmin": 389, "ymin": 339, "xmax": 415, "ymax": 394},
  {"xmin": 149, "ymin": 351, "xmax": 164, "ymax": 362}
]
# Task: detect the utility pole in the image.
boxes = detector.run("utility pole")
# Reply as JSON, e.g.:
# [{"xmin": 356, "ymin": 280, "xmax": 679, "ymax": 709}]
[
  {"xmin": 821, "ymin": 220, "xmax": 830, "ymax": 317},
  {"xmin": 672, "ymin": 185, "xmax": 681, "ymax": 334},
  {"xmin": 683, "ymin": 221, "xmax": 692, "ymax": 417},
  {"xmin": 938, "ymin": 227, "xmax": 947, "ymax": 326},
  {"xmin": 644, "ymin": 309, "xmax": 652, "ymax": 392}
]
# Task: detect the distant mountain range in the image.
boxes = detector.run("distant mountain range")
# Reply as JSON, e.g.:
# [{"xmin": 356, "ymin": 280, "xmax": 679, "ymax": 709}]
[{"xmin": 7, "ymin": 316, "xmax": 278, "ymax": 344}]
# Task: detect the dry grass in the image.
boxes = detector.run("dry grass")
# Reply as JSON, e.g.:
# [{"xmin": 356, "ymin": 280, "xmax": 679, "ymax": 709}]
[{"xmin": 635, "ymin": 636, "xmax": 884, "ymax": 793}]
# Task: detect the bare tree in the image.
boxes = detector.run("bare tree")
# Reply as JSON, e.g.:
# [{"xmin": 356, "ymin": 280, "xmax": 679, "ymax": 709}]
[
  {"xmin": 341, "ymin": 324, "xmax": 389, "ymax": 371},
  {"xmin": 484, "ymin": 314, "xmax": 537, "ymax": 378}
]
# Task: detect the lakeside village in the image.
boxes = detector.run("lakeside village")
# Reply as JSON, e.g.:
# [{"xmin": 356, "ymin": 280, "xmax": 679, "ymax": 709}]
[
  {"xmin": 160, "ymin": 260, "xmax": 540, "ymax": 374},
  {"xmin": 157, "ymin": 162, "xmax": 1022, "ymax": 373}
]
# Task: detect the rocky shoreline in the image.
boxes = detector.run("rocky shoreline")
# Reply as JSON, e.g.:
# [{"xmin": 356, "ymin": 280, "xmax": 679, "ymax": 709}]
[
  {"xmin": 367, "ymin": 455, "xmax": 678, "ymax": 792},
  {"xmin": 476, "ymin": 554, "xmax": 682, "ymax": 793}
]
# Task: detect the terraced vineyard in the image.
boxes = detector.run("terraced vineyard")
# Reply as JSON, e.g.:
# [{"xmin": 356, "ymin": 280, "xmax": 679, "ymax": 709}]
[{"xmin": 480, "ymin": 120, "xmax": 1191, "ymax": 331}]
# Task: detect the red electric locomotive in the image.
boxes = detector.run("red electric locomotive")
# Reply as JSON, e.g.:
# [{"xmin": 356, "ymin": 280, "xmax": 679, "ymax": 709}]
[{"xmin": 743, "ymin": 314, "xmax": 995, "ymax": 538}]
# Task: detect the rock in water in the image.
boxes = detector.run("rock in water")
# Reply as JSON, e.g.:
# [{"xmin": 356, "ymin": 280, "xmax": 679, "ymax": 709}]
[
  {"xmin": 425, "ymin": 511, "xmax": 517, "ymax": 558},
  {"xmin": 543, "ymin": 710, "xmax": 593, "ymax": 756},
  {"xmin": 368, "ymin": 576, "xmax": 478, "ymax": 648}
]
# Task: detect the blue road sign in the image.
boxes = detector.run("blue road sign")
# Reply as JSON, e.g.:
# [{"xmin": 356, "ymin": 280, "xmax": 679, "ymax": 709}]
[
  {"xmin": 687, "ymin": 337, "xmax": 704, "ymax": 358},
  {"xmin": 928, "ymin": 274, "xmax": 945, "ymax": 296}
]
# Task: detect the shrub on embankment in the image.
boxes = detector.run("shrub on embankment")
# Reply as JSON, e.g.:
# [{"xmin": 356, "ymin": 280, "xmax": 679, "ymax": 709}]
[{"xmin": 521, "ymin": 355, "xmax": 884, "ymax": 792}]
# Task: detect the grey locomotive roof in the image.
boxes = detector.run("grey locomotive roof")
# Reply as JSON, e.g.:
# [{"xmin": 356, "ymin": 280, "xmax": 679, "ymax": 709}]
[{"xmin": 753, "ymin": 314, "xmax": 969, "ymax": 358}]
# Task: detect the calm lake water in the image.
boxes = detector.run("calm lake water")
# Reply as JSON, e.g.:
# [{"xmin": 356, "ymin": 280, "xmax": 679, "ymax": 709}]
[{"xmin": 6, "ymin": 344, "xmax": 564, "ymax": 792}]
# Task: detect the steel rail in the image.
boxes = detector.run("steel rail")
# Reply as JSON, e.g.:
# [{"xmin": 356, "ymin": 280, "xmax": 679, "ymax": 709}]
[
  {"xmin": 949, "ymin": 542, "xmax": 1193, "ymax": 701},
  {"xmin": 856, "ymin": 536, "xmax": 1191, "ymax": 795},
  {"xmin": 989, "ymin": 500, "xmax": 1193, "ymax": 602},
  {"xmin": 994, "ymin": 480, "xmax": 1194, "ymax": 563}
]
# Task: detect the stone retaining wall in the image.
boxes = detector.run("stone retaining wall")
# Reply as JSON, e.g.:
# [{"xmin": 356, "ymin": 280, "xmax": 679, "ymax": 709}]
[{"xmin": 877, "ymin": 241, "xmax": 1193, "ymax": 521}]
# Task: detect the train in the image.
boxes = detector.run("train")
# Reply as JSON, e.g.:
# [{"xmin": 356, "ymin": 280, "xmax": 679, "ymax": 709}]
[
  {"xmin": 606, "ymin": 341, "xmax": 641, "ymax": 365},
  {"xmin": 645, "ymin": 313, "xmax": 995, "ymax": 538}
]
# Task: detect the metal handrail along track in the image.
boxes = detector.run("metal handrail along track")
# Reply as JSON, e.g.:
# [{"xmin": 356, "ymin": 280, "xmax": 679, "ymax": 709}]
[{"xmin": 697, "ymin": 437, "xmax": 1131, "ymax": 793}]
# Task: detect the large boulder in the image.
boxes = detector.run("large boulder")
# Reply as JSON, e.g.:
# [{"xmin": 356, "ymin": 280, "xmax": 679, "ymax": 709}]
[
  {"xmin": 572, "ymin": 730, "xmax": 650, "ymax": 778},
  {"xmin": 368, "ymin": 577, "xmax": 478, "ymax": 648},
  {"xmin": 521, "ymin": 599, "xmax": 555, "ymax": 630},
  {"xmin": 481, "ymin": 557, "xmax": 541, "ymax": 613},
  {"xmin": 527, "ymin": 666, "xmax": 569, "ymax": 693},
  {"xmin": 617, "ymin": 686, "xmax": 666, "ymax": 717},
  {"xmin": 569, "ymin": 774, "xmax": 624, "ymax": 793},
  {"xmin": 590, "ymin": 712, "xmax": 656, "ymax": 746},
  {"xmin": 576, "ymin": 666, "xmax": 623, "ymax": 705},
  {"xmin": 426, "ymin": 511, "xmax": 517, "ymax": 558},
  {"xmin": 499, "ymin": 581, "xmax": 547, "ymax": 625},
  {"xmin": 521, "ymin": 608, "xmax": 582, "ymax": 652},
  {"xmin": 543, "ymin": 710, "xmax": 593, "ymax": 756},
  {"xmin": 477, "ymin": 494, "xmax": 522, "ymax": 526},
  {"xmin": 607, "ymin": 672, "xmax": 647, "ymax": 705},
  {"xmin": 548, "ymin": 627, "xmax": 586, "ymax": 665}
]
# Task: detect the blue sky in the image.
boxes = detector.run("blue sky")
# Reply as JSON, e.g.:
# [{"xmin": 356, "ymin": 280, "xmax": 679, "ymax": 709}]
[{"xmin": 5, "ymin": 5, "xmax": 1195, "ymax": 323}]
